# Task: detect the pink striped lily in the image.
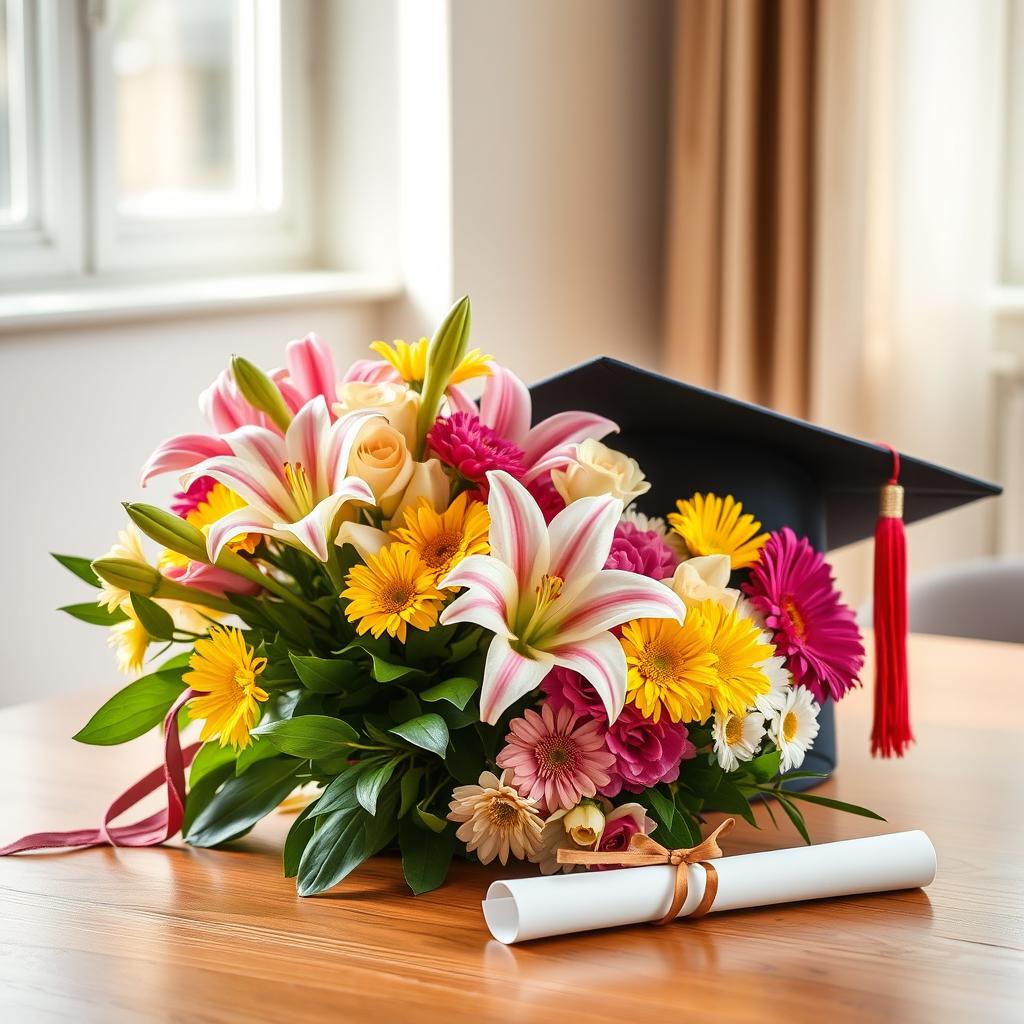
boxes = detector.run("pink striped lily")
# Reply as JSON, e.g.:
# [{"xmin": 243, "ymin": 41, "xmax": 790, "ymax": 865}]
[
  {"xmin": 439, "ymin": 470, "xmax": 686, "ymax": 724},
  {"xmin": 181, "ymin": 397, "xmax": 375, "ymax": 563},
  {"xmin": 142, "ymin": 333, "xmax": 340, "ymax": 484},
  {"xmin": 449, "ymin": 363, "xmax": 618, "ymax": 481}
]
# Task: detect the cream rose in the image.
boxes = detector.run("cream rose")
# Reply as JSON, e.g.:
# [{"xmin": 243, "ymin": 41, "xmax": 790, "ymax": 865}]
[
  {"xmin": 551, "ymin": 439, "xmax": 650, "ymax": 505},
  {"xmin": 333, "ymin": 381, "xmax": 420, "ymax": 447},
  {"xmin": 347, "ymin": 419, "xmax": 414, "ymax": 518},
  {"xmin": 666, "ymin": 554, "xmax": 740, "ymax": 611}
]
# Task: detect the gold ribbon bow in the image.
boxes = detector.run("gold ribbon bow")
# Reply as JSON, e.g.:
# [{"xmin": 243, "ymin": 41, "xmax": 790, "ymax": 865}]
[{"xmin": 556, "ymin": 817, "xmax": 735, "ymax": 925}]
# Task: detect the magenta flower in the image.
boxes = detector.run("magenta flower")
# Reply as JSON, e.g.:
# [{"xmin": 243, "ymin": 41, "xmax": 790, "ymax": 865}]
[
  {"xmin": 497, "ymin": 704, "xmax": 616, "ymax": 813},
  {"xmin": 428, "ymin": 412, "xmax": 525, "ymax": 483},
  {"xmin": 541, "ymin": 666, "xmax": 607, "ymax": 719},
  {"xmin": 599, "ymin": 809, "xmax": 644, "ymax": 853},
  {"xmin": 604, "ymin": 520, "xmax": 678, "ymax": 580},
  {"xmin": 526, "ymin": 472, "xmax": 566, "ymax": 523},
  {"xmin": 742, "ymin": 527, "xmax": 865, "ymax": 702},
  {"xmin": 171, "ymin": 475, "xmax": 217, "ymax": 517}
]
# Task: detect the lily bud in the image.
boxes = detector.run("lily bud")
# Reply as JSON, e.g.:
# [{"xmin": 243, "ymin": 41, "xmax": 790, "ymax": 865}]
[
  {"xmin": 415, "ymin": 295, "xmax": 472, "ymax": 456},
  {"xmin": 123, "ymin": 503, "xmax": 209, "ymax": 564},
  {"xmin": 91, "ymin": 557, "xmax": 162, "ymax": 598},
  {"xmin": 231, "ymin": 354, "xmax": 293, "ymax": 433},
  {"xmin": 563, "ymin": 800, "xmax": 606, "ymax": 848}
]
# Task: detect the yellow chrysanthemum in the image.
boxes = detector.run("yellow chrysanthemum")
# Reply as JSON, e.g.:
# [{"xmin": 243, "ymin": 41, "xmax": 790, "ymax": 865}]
[
  {"xmin": 341, "ymin": 543, "xmax": 446, "ymax": 643},
  {"xmin": 97, "ymin": 525, "xmax": 148, "ymax": 613},
  {"xmin": 668, "ymin": 492, "xmax": 769, "ymax": 570},
  {"xmin": 158, "ymin": 483, "xmax": 257, "ymax": 573},
  {"xmin": 369, "ymin": 338, "xmax": 492, "ymax": 387},
  {"xmin": 693, "ymin": 599, "xmax": 772, "ymax": 718},
  {"xmin": 621, "ymin": 616, "xmax": 720, "ymax": 724},
  {"xmin": 107, "ymin": 608, "xmax": 150, "ymax": 676},
  {"xmin": 389, "ymin": 493, "xmax": 490, "ymax": 583},
  {"xmin": 184, "ymin": 626, "xmax": 269, "ymax": 751}
]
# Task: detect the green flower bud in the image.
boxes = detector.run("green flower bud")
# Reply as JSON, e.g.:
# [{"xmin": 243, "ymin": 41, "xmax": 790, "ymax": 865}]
[
  {"xmin": 91, "ymin": 557, "xmax": 162, "ymax": 598},
  {"xmin": 123, "ymin": 502, "xmax": 209, "ymax": 564},
  {"xmin": 415, "ymin": 295, "xmax": 473, "ymax": 456},
  {"xmin": 231, "ymin": 354, "xmax": 293, "ymax": 432}
]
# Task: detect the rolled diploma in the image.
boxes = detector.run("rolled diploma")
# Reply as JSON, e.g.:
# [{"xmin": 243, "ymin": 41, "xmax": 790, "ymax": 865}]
[{"xmin": 483, "ymin": 830, "xmax": 936, "ymax": 944}]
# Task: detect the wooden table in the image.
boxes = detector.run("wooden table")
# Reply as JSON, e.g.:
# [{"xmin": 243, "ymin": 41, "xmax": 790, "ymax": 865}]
[{"xmin": 1, "ymin": 632, "xmax": 1022, "ymax": 1023}]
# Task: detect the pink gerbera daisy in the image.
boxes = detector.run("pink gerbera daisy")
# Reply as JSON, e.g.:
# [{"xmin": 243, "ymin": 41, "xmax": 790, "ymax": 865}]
[
  {"xmin": 742, "ymin": 527, "xmax": 865, "ymax": 702},
  {"xmin": 171, "ymin": 475, "xmax": 217, "ymax": 517},
  {"xmin": 496, "ymin": 704, "xmax": 616, "ymax": 814},
  {"xmin": 428, "ymin": 411, "xmax": 525, "ymax": 483}
]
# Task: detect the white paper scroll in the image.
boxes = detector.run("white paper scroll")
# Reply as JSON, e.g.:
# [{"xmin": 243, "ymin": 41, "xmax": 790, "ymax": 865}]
[{"xmin": 483, "ymin": 830, "xmax": 936, "ymax": 944}]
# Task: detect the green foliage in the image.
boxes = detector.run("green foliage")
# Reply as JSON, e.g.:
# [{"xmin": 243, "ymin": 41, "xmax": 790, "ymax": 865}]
[
  {"xmin": 73, "ymin": 671, "xmax": 185, "ymax": 745},
  {"xmin": 399, "ymin": 817, "xmax": 456, "ymax": 895},
  {"xmin": 129, "ymin": 594, "xmax": 177, "ymax": 641},
  {"xmin": 60, "ymin": 601, "xmax": 127, "ymax": 626},
  {"xmin": 389, "ymin": 713, "xmax": 449, "ymax": 758},
  {"xmin": 251, "ymin": 715, "xmax": 358, "ymax": 759},
  {"xmin": 420, "ymin": 676, "xmax": 479, "ymax": 711},
  {"xmin": 355, "ymin": 758, "xmax": 401, "ymax": 815},
  {"xmin": 51, "ymin": 553, "xmax": 101, "ymax": 588},
  {"xmin": 288, "ymin": 653, "xmax": 359, "ymax": 693}
]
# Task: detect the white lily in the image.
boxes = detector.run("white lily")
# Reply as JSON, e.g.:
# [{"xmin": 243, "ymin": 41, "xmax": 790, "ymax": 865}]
[
  {"xmin": 182, "ymin": 396, "xmax": 376, "ymax": 562},
  {"xmin": 440, "ymin": 471, "xmax": 686, "ymax": 724}
]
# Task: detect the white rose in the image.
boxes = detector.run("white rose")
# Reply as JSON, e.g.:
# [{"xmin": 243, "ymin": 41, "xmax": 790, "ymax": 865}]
[
  {"xmin": 347, "ymin": 420, "xmax": 414, "ymax": 518},
  {"xmin": 551, "ymin": 439, "xmax": 650, "ymax": 505},
  {"xmin": 333, "ymin": 381, "xmax": 420, "ymax": 447},
  {"xmin": 666, "ymin": 554, "xmax": 740, "ymax": 611}
]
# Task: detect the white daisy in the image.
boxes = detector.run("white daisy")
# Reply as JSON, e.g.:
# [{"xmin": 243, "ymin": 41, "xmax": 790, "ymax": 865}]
[
  {"xmin": 753, "ymin": 640, "xmax": 793, "ymax": 717},
  {"xmin": 712, "ymin": 710, "xmax": 766, "ymax": 771},
  {"xmin": 770, "ymin": 686, "xmax": 821, "ymax": 772}
]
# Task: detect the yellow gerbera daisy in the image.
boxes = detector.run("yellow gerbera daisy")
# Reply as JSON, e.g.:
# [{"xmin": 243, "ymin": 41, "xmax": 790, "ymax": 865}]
[
  {"xmin": 389, "ymin": 493, "xmax": 490, "ymax": 583},
  {"xmin": 667, "ymin": 492, "xmax": 769, "ymax": 570},
  {"xmin": 107, "ymin": 607, "xmax": 150, "ymax": 676},
  {"xmin": 621, "ymin": 616, "xmax": 720, "ymax": 724},
  {"xmin": 369, "ymin": 338, "xmax": 492, "ymax": 388},
  {"xmin": 158, "ymin": 483, "xmax": 257, "ymax": 573},
  {"xmin": 341, "ymin": 543, "xmax": 446, "ymax": 643},
  {"xmin": 692, "ymin": 599, "xmax": 772, "ymax": 718},
  {"xmin": 184, "ymin": 626, "xmax": 269, "ymax": 751}
]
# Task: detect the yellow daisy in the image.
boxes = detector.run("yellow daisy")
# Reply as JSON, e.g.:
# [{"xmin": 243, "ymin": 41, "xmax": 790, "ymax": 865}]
[
  {"xmin": 158, "ymin": 483, "xmax": 257, "ymax": 573},
  {"xmin": 107, "ymin": 608, "xmax": 150, "ymax": 676},
  {"xmin": 369, "ymin": 338, "xmax": 492, "ymax": 388},
  {"xmin": 97, "ymin": 525, "xmax": 148, "ymax": 613},
  {"xmin": 621, "ymin": 616, "xmax": 720, "ymax": 724},
  {"xmin": 692, "ymin": 599, "xmax": 772, "ymax": 718},
  {"xmin": 667, "ymin": 492, "xmax": 769, "ymax": 570},
  {"xmin": 341, "ymin": 544, "xmax": 446, "ymax": 643},
  {"xmin": 389, "ymin": 493, "xmax": 490, "ymax": 583},
  {"xmin": 184, "ymin": 626, "xmax": 269, "ymax": 751}
]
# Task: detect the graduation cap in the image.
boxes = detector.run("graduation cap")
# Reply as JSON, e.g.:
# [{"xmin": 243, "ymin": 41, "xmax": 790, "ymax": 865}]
[{"xmin": 529, "ymin": 357, "xmax": 1001, "ymax": 775}]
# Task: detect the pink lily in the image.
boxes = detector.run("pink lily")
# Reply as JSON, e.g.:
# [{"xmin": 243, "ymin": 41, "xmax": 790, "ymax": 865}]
[
  {"xmin": 181, "ymin": 397, "xmax": 376, "ymax": 563},
  {"xmin": 142, "ymin": 333, "xmax": 340, "ymax": 484},
  {"xmin": 449, "ymin": 363, "xmax": 618, "ymax": 481},
  {"xmin": 439, "ymin": 470, "xmax": 686, "ymax": 724}
]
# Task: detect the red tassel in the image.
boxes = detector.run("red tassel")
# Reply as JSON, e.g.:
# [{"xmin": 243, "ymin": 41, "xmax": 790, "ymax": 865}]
[{"xmin": 871, "ymin": 445, "xmax": 912, "ymax": 757}]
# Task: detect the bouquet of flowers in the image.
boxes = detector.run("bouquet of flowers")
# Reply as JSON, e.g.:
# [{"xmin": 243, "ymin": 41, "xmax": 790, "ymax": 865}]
[{"xmin": 46, "ymin": 297, "xmax": 880, "ymax": 896}]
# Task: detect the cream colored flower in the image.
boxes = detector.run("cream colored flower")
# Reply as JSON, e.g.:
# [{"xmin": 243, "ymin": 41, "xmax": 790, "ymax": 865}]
[
  {"xmin": 770, "ymin": 685, "xmax": 820, "ymax": 772},
  {"xmin": 563, "ymin": 800, "xmax": 606, "ymax": 847},
  {"xmin": 448, "ymin": 769, "xmax": 544, "ymax": 866},
  {"xmin": 551, "ymin": 439, "xmax": 650, "ymax": 505},
  {"xmin": 333, "ymin": 380, "xmax": 420, "ymax": 447},
  {"xmin": 97, "ymin": 524, "xmax": 148, "ymax": 613},
  {"xmin": 107, "ymin": 607, "xmax": 150, "ymax": 676},
  {"xmin": 666, "ymin": 554, "xmax": 741, "ymax": 611},
  {"xmin": 347, "ymin": 419, "xmax": 414, "ymax": 518},
  {"xmin": 531, "ymin": 799, "xmax": 656, "ymax": 874},
  {"xmin": 390, "ymin": 457, "xmax": 450, "ymax": 525}
]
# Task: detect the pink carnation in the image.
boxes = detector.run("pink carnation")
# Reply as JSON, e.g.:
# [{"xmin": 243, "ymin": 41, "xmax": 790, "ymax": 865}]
[
  {"xmin": 497, "ymin": 704, "xmax": 615, "ymax": 814},
  {"xmin": 428, "ymin": 412, "xmax": 524, "ymax": 483},
  {"xmin": 604, "ymin": 521, "xmax": 678, "ymax": 580},
  {"xmin": 171, "ymin": 475, "xmax": 216, "ymax": 517},
  {"xmin": 541, "ymin": 666, "xmax": 607, "ymax": 719},
  {"xmin": 526, "ymin": 472, "xmax": 566, "ymax": 523}
]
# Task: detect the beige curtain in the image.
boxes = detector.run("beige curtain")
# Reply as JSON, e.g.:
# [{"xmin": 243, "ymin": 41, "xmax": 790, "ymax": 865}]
[{"xmin": 663, "ymin": 0, "xmax": 816, "ymax": 417}]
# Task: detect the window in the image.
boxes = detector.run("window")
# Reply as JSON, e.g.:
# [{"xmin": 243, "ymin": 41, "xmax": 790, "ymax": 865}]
[{"xmin": 0, "ymin": 0, "xmax": 311, "ymax": 284}]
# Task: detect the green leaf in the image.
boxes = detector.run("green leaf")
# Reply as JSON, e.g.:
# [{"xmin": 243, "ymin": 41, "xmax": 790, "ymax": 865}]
[
  {"xmin": 343, "ymin": 641, "xmax": 423, "ymax": 683},
  {"xmin": 355, "ymin": 758, "xmax": 400, "ymax": 815},
  {"xmin": 638, "ymin": 788, "xmax": 700, "ymax": 848},
  {"xmin": 403, "ymin": 622, "xmax": 455, "ymax": 662},
  {"xmin": 252, "ymin": 714, "xmax": 358, "ymax": 759},
  {"xmin": 747, "ymin": 749, "xmax": 781, "ymax": 783},
  {"xmin": 52, "ymin": 553, "xmax": 101, "ymax": 588},
  {"xmin": 296, "ymin": 787, "xmax": 399, "ymax": 896},
  {"xmin": 770, "ymin": 789, "xmax": 887, "ymax": 821},
  {"xmin": 182, "ymin": 761, "xmax": 235, "ymax": 837},
  {"xmin": 283, "ymin": 800, "xmax": 319, "ymax": 877},
  {"xmin": 389, "ymin": 714, "xmax": 449, "ymax": 758},
  {"xmin": 645, "ymin": 787, "xmax": 676, "ymax": 829},
  {"xmin": 711, "ymin": 776, "xmax": 758, "ymax": 827},
  {"xmin": 235, "ymin": 735, "xmax": 279, "ymax": 774},
  {"xmin": 288, "ymin": 653, "xmax": 359, "ymax": 693},
  {"xmin": 399, "ymin": 817, "xmax": 456, "ymax": 895},
  {"xmin": 448, "ymin": 627, "xmax": 484, "ymax": 663},
  {"xmin": 415, "ymin": 801, "xmax": 448, "ymax": 833},
  {"xmin": 310, "ymin": 764, "xmax": 362, "ymax": 818},
  {"xmin": 130, "ymin": 594, "xmax": 176, "ymax": 641},
  {"xmin": 399, "ymin": 767, "xmax": 424, "ymax": 818},
  {"xmin": 774, "ymin": 793, "xmax": 811, "ymax": 844},
  {"xmin": 420, "ymin": 676, "xmax": 479, "ymax": 711},
  {"xmin": 73, "ymin": 671, "xmax": 185, "ymax": 745},
  {"xmin": 60, "ymin": 601, "xmax": 127, "ymax": 626},
  {"xmin": 188, "ymin": 741, "xmax": 237, "ymax": 788},
  {"xmin": 186, "ymin": 758, "xmax": 299, "ymax": 848},
  {"xmin": 444, "ymin": 725, "xmax": 485, "ymax": 784},
  {"xmin": 388, "ymin": 690, "xmax": 422, "ymax": 724}
]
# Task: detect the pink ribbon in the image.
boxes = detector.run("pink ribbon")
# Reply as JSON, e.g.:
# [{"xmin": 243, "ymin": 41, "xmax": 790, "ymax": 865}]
[{"xmin": 0, "ymin": 689, "xmax": 199, "ymax": 855}]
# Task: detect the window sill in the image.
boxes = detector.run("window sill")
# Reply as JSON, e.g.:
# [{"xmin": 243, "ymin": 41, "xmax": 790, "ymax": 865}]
[{"xmin": 0, "ymin": 270, "xmax": 403, "ymax": 333}]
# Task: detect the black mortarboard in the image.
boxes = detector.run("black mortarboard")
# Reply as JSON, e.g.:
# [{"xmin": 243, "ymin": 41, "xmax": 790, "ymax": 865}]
[{"xmin": 529, "ymin": 357, "xmax": 1001, "ymax": 780}]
